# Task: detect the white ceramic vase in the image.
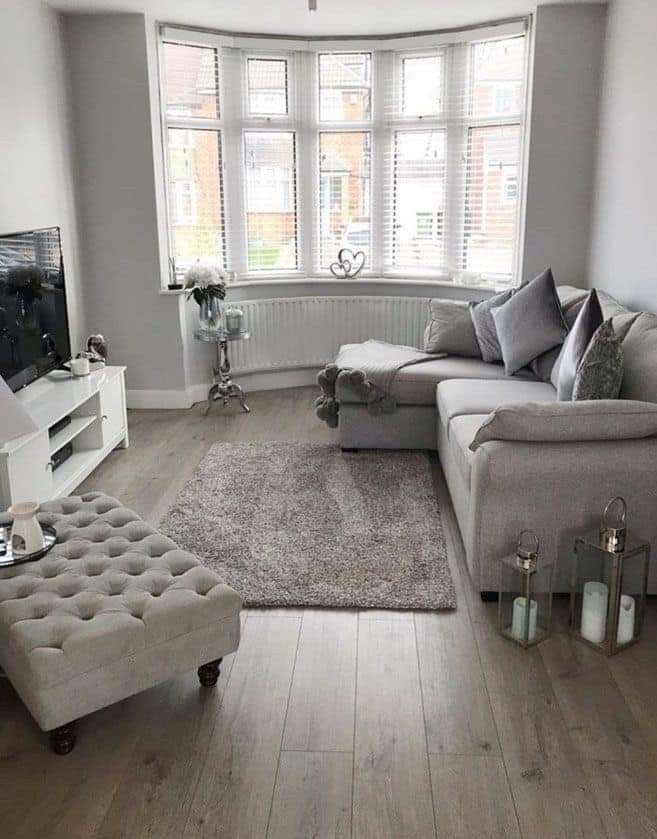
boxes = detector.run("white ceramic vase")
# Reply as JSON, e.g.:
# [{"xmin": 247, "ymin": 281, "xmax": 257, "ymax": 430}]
[{"xmin": 8, "ymin": 502, "xmax": 45, "ymax": 556}]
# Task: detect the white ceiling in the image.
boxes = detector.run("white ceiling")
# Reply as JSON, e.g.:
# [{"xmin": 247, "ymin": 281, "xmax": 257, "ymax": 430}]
[{"xmin": 47, "ymin": 0, "xmax": 604, "ymax": 37}]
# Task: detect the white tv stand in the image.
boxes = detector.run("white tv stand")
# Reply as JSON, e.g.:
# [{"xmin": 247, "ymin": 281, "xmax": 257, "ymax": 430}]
[{"xmin": 0, "ymin": 366, "xmax": 128, "ymax": 508}]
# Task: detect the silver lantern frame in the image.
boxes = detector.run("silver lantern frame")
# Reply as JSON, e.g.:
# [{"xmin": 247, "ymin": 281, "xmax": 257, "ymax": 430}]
[
  {"xmin": 569, "ymin": 530, "xmax": 650, "ymax": 656},
  {"xmin": 497, "ymin": 532, "xmax": 555, "ymax": 649}
]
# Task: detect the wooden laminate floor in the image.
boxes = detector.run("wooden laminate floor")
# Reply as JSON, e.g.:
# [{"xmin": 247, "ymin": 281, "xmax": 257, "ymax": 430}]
[{"xmin": 2, "ymin": 387, "xmax": 657, "ymax": 838}]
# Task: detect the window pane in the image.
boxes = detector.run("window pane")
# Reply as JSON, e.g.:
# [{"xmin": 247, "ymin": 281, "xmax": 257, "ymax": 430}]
[
  {"xmin": 319, "ymin": 132, "xmax": 371, "ymax": 268},
  {"xmin": 244, "ymin": 131, "xmax": 298, "ymax": 271},
  {"xmin": 470, "ymin": 37, "xmax": 525, "ymax": 118},
  {"xmin": 402, "ymin": 54, "xmax": 443, "ymax": 116},
  {"xmin": 163, "ymin": 42, "xmax": 219, "ymax": 119},
  {"xmin": 393, "ymin": 131, "xmax": 446, "ymax": 269},
  {"xmin": 167, "ymin": 128, "xmax": 225, "ymax": 269},
  {"xmin": 319, "ymin": 53, "xmax": 371, "ymax": 121},
  {"xmin": 247, "ymin": 58, "xmax": 288, "ymax": 116},
  {"xmin": 463, "ymin": 124, "xmax": 521, "ymax": 278}
]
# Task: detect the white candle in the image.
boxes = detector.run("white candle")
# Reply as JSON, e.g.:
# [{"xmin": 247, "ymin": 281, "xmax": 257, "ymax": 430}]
[
  {"xmin": 581, "ymin": 581, "xmax": 608, "ymax": 644},
  {"xmin": 616, "ymin": 595, "xmax": 635, "ymax": 644},
  {"xmin": 511, "ymin": 596, "xmax": 537, "ymax": 642}
]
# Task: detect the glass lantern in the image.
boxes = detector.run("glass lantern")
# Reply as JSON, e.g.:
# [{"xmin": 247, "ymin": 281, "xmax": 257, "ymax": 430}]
[
  {"xmin": 569, "ymin": 497, "xmax": 650, "ymax": 656},
  {"xmin": 497, "ymin": 531, "xmax": 555, "ymax": 648}
]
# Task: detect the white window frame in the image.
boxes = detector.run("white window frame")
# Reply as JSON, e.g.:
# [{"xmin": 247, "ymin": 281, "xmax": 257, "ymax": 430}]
[{"xmin": 157, "ymin": 20, "xmax": 530, "ymax": 287}]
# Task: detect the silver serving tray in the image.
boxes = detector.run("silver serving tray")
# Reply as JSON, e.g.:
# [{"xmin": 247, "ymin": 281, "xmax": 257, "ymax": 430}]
[{"xmin": 0, "ymin": 525, "xmax": 57, "ymax": 568}]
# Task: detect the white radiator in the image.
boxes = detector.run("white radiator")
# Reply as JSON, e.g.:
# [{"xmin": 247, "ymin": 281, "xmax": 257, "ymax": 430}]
[{"xmin": 229, "ymin": 296, "xmax": 430, "ymax": 373}]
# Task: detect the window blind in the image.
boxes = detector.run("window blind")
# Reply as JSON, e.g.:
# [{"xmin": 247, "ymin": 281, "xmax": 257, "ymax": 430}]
[{"xmin": 159, "ymin": 19, "xmax": 528, "ymax": 285}]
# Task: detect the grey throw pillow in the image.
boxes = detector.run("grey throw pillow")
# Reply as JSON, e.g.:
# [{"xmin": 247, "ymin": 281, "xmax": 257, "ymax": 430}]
[
  {"xmin": 492, "ymin": 268, "xmax": 568, "ymax": 375},
  {"xmin": 551, "ymin": 289, "xmax": 604, "ymax": 399},
  {"xmin": 424, "ymin": 299, "xmax": 481, "ymax": 357},
  {"xmin": 469, "ymin": 289, "xmax": 513, "ymax": 362},
  {"xmin": 572, "ymin": 320, "xmax": 623, "ymax": 401}
]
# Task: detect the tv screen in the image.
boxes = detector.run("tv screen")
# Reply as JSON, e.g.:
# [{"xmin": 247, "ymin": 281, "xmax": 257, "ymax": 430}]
[{"xmin": 0, "ymin": 227, "xmax": 71, "ymax": 392}]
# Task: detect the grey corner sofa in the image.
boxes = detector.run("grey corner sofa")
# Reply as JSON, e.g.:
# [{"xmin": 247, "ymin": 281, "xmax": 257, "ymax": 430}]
[{"xmin": 336, "ymin": 286, "xmax": 657, "ymax": 595}]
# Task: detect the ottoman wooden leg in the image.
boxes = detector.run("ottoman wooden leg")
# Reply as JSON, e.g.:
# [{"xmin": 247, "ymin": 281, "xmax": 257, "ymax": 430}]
[
  {"xmin": 50, "ymin": 723, "xmax": 76, "ymax": 755},
  {"xmin": 198, "ymin": 658, "xmax": 222, "ymax": 687}
]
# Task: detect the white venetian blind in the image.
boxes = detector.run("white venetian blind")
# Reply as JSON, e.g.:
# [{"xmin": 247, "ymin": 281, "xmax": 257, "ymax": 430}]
[
  {"xmin": 161, "ymin": 41, "xmax": 227, "ymax": 273},
  {"xmin": 381, "ymin": 32, "xmax": 527, "ymax": 283},
  {"xmin": 159, "ymin": 20, "xmax": 528, "ymax": 285}
]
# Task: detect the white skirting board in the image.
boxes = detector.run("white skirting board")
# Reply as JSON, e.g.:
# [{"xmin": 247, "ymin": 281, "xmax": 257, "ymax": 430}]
[{"xmin": 127, "ymin": 369, "xmax": 320, "ymax": 410}]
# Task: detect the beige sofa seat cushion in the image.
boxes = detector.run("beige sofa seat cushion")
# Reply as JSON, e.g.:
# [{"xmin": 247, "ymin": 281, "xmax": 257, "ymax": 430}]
[
  {"xmin": 437, "ymin": 378, "xmax": 556, "ymax": 431},
  {"xmin": 448, "ymin": 415, "xmax": 488, "ymax": 486},
  {"xmin": 0, "ymin": 494, "xmax": 242, "ymax": 692},
  {"xmin": 337, "ymin": 356, "xmax": 536, "ymax": 406}
]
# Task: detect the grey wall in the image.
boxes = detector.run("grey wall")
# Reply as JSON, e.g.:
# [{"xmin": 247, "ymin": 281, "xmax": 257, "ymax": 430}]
[
  {"xmin": 587, "ymin": 0, "xmax": 657, "ymax": 310},
  {"xmin": 63, "ymin": 13, "xmax": 186, "ymax": 393},
  {"xmin": 522, "ymin": 3, "xmax": 607, "ymax": 287},
  {"xmin": 0, "ymin": 0, "xmax": 84, "ymax": 351}
]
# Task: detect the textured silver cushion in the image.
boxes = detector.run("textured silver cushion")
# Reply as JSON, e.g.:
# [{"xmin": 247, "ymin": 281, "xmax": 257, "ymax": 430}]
[
  {"xmin": 423, "ymin": 298, "xmax": 481, "ymax": 357},
  {"xmin": 572, "ymin": 320, "xmax": 623, "ymax": 401},
  {"xmin": 0, "ymin": 493, "xmax": 242, "ymax": 729},
  {"xmin": 492, "ymin": 268, "xmax": 568, "ymax": 375},
  {"xmin": 470, "ymin": 400, "xmax": 657, "ymax": 450}
]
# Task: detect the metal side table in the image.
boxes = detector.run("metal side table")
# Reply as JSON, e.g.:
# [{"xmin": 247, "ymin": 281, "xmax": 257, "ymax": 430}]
[{"xmin": 193, "ymin": 327, "xmax": 251, "ymax": 415}]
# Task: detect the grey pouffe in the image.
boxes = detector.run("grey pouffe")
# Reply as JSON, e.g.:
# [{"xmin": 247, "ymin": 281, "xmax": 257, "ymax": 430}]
[{"xmin": 0, "ymin": 492, "xmax": 242, "ymax": 754}]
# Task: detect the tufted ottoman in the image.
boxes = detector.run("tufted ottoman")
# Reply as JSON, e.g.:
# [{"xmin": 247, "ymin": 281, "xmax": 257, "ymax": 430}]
[{"xmin": 0, "ymin": 492, "xmax": 241, "ymax": 754}]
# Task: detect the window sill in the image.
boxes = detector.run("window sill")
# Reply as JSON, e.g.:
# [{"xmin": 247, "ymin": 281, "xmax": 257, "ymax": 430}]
[{"xmin": 158, "ymin": 275, "xmax": 501, "ymax": 296}]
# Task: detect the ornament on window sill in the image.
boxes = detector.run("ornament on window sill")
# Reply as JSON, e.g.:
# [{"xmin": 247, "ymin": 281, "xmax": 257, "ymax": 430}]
[{"xmin": 330, "ymin": 248, "xmax": 365, "ymax": 279}]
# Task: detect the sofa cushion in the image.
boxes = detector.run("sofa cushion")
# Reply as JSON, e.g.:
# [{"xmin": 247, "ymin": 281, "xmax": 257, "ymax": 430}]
[
  {"xmin": 492, "ymin": 268, "xmax": 568, "ymax": 374},
  {"xmin": 551, "ymin": 289, "xmax": 604, "ymax": 399},
  {"xmin": 598, "ymin": 290, "xmax": 641, "ymax": 341},
  {"xmin": 449, "ymin": 415, "xmax": 488, "ymax": 486},
  {"xmin": 337, "ymin": 356, "xmax": 536, "ymax": 406},
  {"xmin": 618, "ymin": 313, "xmax": 657, "ymax": 403},
  {"xmin": 424, "ymin": 298, "xmax": 481, "ymax": 357},
  {"xmin": 469, "ymin": 289, "xmax": 514, "ymax": 363},
  {"xmin": 557, "ymin": 285, "xmax": 590, "ymax": 327},
  {"xmin": 437, "ymin": 378, "xmax": 556, "ymax": 431}
]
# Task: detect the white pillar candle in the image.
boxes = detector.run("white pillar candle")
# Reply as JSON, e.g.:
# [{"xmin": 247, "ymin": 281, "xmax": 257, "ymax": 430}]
[
  {"xmin": 511, "ymin": 596, "xmax": 537, "ymax": 642},
  {"xmin": 616, "ymin": 595, "xmax": 635, "ymax": 645},
  {"xmin": 581, "ymin": 581, "xmax": 609, "ymax": 644}
]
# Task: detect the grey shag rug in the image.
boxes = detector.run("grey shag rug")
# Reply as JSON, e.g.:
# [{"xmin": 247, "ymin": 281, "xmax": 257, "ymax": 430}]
[{"xmin": 160, "ymin": 442, "xmax": 456, "ymax": 610}]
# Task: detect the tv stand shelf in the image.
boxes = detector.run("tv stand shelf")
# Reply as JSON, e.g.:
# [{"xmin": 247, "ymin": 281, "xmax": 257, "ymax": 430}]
[{"xmin": 0, "ymin": 366, "xmax": 128, "ymax": 507}]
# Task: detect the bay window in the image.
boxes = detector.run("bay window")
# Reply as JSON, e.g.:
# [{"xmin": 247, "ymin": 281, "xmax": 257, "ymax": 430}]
[{"xmin": 159, "ymin": 21, "xmax": 528, "ymax": 286}]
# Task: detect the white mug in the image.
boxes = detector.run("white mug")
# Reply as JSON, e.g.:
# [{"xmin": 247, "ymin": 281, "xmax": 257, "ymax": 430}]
[
  {"xmin": 8, "ymin": 502, "xmax": 45, "ymax": 556},
  {"xmin": 70, "ymin": 357, "xmax": 90, "ymax": 377}
]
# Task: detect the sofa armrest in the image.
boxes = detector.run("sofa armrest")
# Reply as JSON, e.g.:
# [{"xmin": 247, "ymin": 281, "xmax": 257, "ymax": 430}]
[
  {"xmin": 470, "ymin": 400, "xmax": 657, "ymax": 450},
  {"xmin": 467, "ymin": 436, "xmax": 657, "ymax": 591}
]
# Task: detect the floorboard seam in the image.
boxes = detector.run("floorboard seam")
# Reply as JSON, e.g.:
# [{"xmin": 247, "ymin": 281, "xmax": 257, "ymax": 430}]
[
  {"xmin": 413, "ymin": 612, "xmax": 440, "ymax": 839},
  {"xmin": 264, "ymin": 612, "xmax": 303, "ymax": 838},
  {"xmin": 349, "ymin": 613, "xmax": 360, "ymax": 839}
]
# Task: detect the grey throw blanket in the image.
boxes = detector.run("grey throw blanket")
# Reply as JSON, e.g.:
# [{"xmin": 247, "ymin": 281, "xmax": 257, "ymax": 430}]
[{"xmin": 315, "ymin": 340, "xmax": 443, "ymax": 428}]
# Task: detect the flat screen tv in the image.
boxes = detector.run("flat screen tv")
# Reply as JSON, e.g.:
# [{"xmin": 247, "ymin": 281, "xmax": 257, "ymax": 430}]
[{"xmin": 0, "ymin": 227, "xmax": 71, "ymax": 392}]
